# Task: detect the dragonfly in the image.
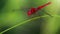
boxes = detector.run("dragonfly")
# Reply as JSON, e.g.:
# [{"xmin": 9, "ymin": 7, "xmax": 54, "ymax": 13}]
[{"xmin": 27, "ymin": 2, "xmax": 52, "ymax": 16}]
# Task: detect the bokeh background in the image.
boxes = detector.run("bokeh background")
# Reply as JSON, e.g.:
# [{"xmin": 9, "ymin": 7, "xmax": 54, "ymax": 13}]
[{"xmin": 0, "ymin": 0, "xmax": 60, "ymax": 34}]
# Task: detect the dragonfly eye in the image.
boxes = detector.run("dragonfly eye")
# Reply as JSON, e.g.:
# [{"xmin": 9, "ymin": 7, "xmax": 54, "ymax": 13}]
[
  {"xmin": 27, "ymin": 9, "xmax": 32, "ymax": 16},
  {"xmin": 27, "ymin": 8, "xmax": 36, "ymax": 16}
]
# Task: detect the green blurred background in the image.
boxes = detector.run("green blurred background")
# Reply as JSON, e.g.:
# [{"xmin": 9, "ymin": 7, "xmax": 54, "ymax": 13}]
[{"xmin": 0, "ymin": 0, "xmax": 60, "ymax": 34}]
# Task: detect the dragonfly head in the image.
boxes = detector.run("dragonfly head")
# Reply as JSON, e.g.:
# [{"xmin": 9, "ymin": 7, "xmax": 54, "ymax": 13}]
[{"xmin": 27, "ymin": 8, "xmax": 36, "ymax": 16}]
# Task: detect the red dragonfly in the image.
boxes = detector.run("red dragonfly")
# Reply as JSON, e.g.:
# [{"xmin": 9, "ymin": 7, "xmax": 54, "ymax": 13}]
[{"xmin": 27, "ymin": 2, "xmax": 52, "ymax": 16}]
